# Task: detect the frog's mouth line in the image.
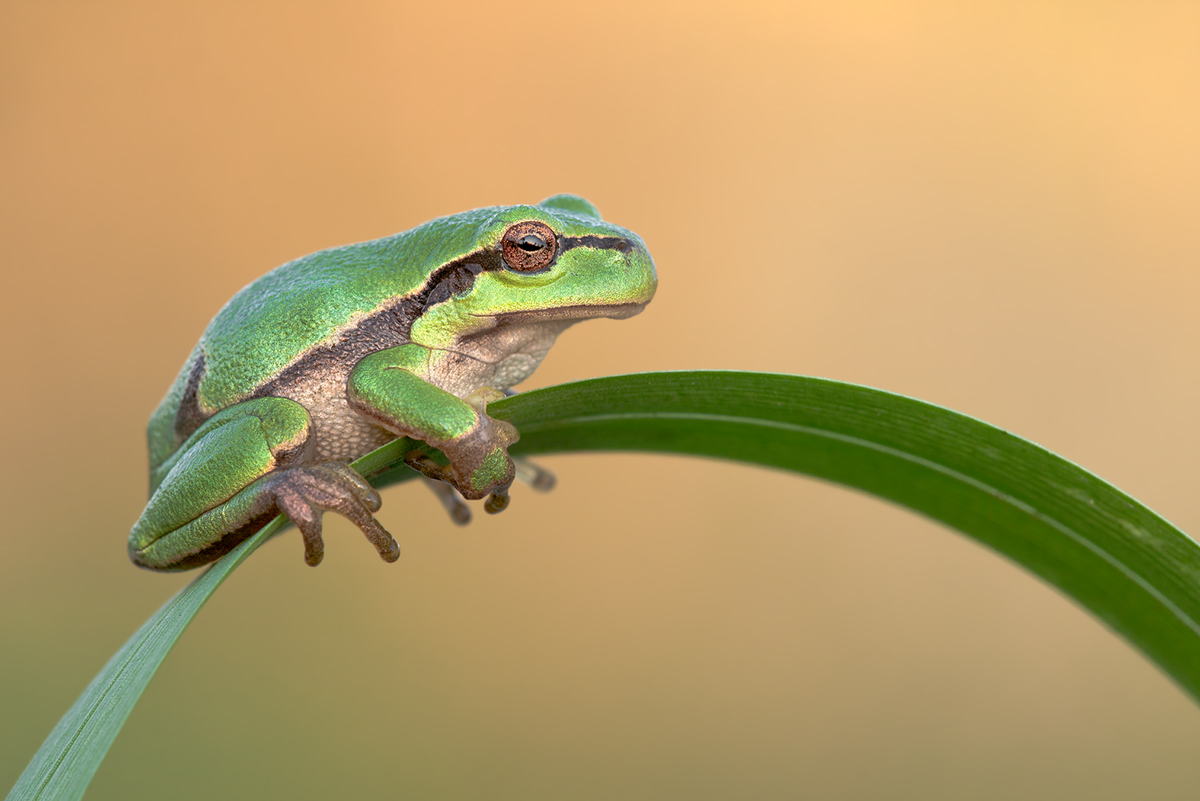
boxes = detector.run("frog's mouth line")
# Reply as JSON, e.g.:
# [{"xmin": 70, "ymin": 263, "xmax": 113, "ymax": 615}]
[{"xmin": 471, "ymin": 302, "xmax": 648, "ymax": 325}]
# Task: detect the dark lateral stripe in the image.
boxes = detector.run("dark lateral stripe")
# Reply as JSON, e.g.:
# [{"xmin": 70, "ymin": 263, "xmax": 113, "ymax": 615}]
[
  {"xmin": 437, "ymin": 246, "xmax": 506, "ymax": 276},
  {"xmin": 174, "ymin": 351, "xmax": 208, "ymax": 441},
  {"xmin": 191, "ymin": 233, "xmax": 632, "ymax": 427},
  {"xmin": 250, "ymin": 246, "xmax": 506, "ymax": 403},
  {"xmin": 559, "ymin": 234, "xmax": 632, "ymax": 254}
]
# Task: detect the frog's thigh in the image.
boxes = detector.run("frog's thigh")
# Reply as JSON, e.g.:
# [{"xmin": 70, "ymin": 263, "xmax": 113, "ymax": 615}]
[{"xmin": 129, "ymin": 397, "xmax": 311, "ymax": 569}]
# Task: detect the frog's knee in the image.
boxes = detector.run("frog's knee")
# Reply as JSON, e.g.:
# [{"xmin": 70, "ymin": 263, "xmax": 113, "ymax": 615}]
[
  {"xmin": 130, "ymin": 479, "xmax": 277, "ymax": 570},
  {"xmin": 153, "ymin": 397, "xmax": 313, "ymax": 489}
]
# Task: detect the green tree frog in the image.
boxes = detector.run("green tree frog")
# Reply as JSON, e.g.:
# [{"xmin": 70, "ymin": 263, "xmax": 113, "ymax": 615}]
[{"xmin": 129, "ymin": 195, "xmax": 657, "ymax": 571}]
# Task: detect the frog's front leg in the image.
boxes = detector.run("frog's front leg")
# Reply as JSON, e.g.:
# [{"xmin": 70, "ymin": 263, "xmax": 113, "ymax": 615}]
[
  {"xmin": 348, "ymin": 345, "xmax": 518, "ymax": 512},
  {"xmin": 129, "ymin": 397, "xmax": 398, "ymax": 571}
]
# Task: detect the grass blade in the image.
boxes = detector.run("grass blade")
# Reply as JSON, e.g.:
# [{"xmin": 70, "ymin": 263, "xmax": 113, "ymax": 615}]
[
  {"xmin": 5, "ymin": 517, "xmax": 285, "ymax": 801},
  {"xmin": 484, "ymin": 371, "xmax": 1200, "ymax": 701},
  {"xmin": 10, "ymin": 370, "xmax": 1199, "ymax": 800}
]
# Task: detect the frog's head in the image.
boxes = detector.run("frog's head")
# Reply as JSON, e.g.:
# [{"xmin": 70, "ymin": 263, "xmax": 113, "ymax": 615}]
[{"xmin": 410, "ymin": 194, "xmax": 657, "ymax": 353}]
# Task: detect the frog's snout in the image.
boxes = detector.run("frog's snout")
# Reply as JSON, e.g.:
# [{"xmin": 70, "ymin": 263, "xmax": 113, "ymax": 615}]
[{"xmin": 621, "ymin": 239, "xmax": 658, "ymax": 309}]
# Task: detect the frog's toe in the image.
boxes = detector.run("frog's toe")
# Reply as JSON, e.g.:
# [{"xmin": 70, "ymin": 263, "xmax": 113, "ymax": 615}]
[
  {"xmin": 483, "ymin": 489, "xmax": 510, "ymax": 514},
  {"xmin": 514, "ymin": 458, "xmax": 556, "ymax": 492},
  {"xmin": 405, "ymin": 450, "xmax": 450, "ymax": 483},
  {"xmin": 421, "ymin": 477, "xmax": 472, "ymax": 525},
  {"xmin": 273, "ymin": 484, "xmax": 326, "ymax": 566},
  {"xmin": 320, "ymin": 460, "xmax": 383, "ymax": 512},
  {"xmin": 267, "ymin": 464, "xmax": 399, "ymax": 566}
]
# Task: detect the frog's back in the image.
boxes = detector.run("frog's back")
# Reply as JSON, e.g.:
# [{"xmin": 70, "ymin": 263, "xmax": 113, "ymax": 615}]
[{"xmin": 147, "ymin": 207, "xmax": 508, "ymax": 469}]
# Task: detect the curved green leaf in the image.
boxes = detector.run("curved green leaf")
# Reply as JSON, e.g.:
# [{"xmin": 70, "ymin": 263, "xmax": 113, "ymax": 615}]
[
  {"xmin": 10, "ymin": 370, "xmax": 1199, "ymax": 801},
  {"xmin": 6, "ymin": 516, "xmax": 287, "ymax": 801}
]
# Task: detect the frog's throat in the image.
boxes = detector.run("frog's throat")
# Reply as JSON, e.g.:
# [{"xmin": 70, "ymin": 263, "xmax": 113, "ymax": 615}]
[{"xmin": 426, "ymin": 304, "xmax": 643, "ymax": 396}]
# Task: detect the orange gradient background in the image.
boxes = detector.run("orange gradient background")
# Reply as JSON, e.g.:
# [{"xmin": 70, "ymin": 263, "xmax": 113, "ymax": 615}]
[{"xmin": 2, "ymin": 2, "xmax": 1199, "ymax": 799}]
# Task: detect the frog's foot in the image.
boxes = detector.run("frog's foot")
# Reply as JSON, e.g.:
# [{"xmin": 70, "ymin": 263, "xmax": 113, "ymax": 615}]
[
  {"xmin": 405, "ymin": 449, "xmax": 512, "ymax": 516},
  {"xmin": 266, "ymin": 462, "xmax": 399, "ymax": 567},
  {"xmin": 416, "ymin": 456, "xmax": 554, "ymax": 525},
  {"xmin": 403, "ymin": 410, "xmax": 518, "ymax": 513}
]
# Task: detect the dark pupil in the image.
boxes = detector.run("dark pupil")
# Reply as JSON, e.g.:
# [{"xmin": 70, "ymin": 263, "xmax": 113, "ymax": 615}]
[{"xmin": 516, "ymin": 234, "xmax": 545, "ymax": 252}]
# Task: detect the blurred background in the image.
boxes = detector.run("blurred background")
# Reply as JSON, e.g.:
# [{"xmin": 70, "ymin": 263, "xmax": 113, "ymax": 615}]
[{"xmin": 2, "ymin": 1, "xmax": 1198, "ymax": 798}]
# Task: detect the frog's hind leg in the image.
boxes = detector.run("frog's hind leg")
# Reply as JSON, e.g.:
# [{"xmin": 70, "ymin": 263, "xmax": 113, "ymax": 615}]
[{"xmin": 130, "ymin": 397, "xmax": 398, "ymax": 571}]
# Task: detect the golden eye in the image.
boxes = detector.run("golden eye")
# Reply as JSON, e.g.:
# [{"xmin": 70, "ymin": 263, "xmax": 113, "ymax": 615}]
[{"xmin": 501, "ymin": 221, "xmax": 557, "ymax": 272}]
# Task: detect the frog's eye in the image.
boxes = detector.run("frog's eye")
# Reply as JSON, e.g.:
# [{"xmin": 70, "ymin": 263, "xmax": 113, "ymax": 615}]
[{"xmin": 501, "ymin": 221, "xmax": 557, "ymax": 272}]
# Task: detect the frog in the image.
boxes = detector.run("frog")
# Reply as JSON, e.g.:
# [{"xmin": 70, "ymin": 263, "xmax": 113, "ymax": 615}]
[{"xmin": 129, "ymin": 194, "xmax": 657, "ymax": 571}]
